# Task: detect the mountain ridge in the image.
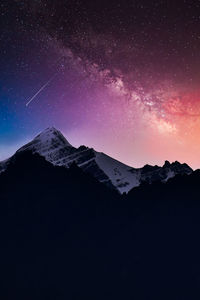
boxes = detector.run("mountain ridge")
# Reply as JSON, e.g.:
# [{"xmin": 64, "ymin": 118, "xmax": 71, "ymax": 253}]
[
  {"xmin": 0, "ymin": 127, "xmax": 193, "ymax": 193},
  {"xmin": 0, "ymin": 146, "xmax": 200, "ymax": 299}
]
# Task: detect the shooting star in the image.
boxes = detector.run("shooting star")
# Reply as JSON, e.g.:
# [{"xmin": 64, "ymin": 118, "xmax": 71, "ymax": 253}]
[
  {"xmin": 25, "ymin": 72, "xmax": 57, "ymax": 107},
  {"xmin": 25, "ymin": 56, "xmax": 67, "ymax": 107}
]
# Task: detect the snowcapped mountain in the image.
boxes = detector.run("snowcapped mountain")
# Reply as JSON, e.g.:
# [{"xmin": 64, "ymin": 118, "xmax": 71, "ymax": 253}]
[{"xmin": 0, "ymin": 127, "xmax": 193, "ymax": 193}]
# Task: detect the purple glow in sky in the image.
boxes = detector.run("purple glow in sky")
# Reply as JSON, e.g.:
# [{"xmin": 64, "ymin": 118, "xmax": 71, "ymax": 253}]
[{"xmin": 1, "ymin": 1, "xmax": 200, "ymax": 169}]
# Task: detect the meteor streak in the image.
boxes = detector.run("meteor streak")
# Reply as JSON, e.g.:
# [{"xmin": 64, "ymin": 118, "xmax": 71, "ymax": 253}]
[
  {"xmin": 25, "ymin": 56, "xmax": 67, "ymax": 107},
  {"xmin": 25, "ymin": 73, "xmax": 57, "ymax": 107}
]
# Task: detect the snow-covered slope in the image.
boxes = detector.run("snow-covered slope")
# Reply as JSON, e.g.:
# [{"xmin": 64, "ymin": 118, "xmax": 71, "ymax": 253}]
[
  {"xmin": 0, "ymin": 127, "xmax": 193, "ymax": 193},
  {"xmin": 95, "ymin": 152, "xmax": 141, "ymax": 193}
]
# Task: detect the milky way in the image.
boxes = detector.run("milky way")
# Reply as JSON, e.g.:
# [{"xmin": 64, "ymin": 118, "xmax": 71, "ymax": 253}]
[{"xmin": 1, "ymin": 0, "xmax": 200, "ymax": 168}]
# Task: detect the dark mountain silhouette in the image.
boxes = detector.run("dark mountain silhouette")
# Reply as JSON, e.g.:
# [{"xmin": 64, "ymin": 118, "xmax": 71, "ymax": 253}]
[
  {"xmin": 0, "ymin": 127, "xmax": 193, "ymax": 194},
  {"xmin": 0, "ymin": 151, "xmax": 200, "ymax": 299}
]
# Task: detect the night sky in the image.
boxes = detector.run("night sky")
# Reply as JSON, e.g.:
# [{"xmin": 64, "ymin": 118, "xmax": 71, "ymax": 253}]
[{"xmin": 1, "ymin": 0, "xmax": 200, "ymax": 168}]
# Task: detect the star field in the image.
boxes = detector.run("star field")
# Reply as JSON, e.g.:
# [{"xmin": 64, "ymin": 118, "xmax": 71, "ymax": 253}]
[{"xmin": 1, "ymin": 0, "xmax": 200, "ymax": 168}]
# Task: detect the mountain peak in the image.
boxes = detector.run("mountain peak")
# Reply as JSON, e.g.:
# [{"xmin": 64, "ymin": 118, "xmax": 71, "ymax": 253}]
[
  {"xmin": 39, "ymin": 126, "xmax": 58, "ymax": 134},
  {"xmin": 163, "ymin": 160, "xmax": 171, "ymax": 168},
  {"xmin": 36, "ymin": 127, "xmax": 62, "ymax": 138},
  {"xmin": 17, "ymin": 127, "xmax": 72, "ymax": 156},
  {"xmin": 34, "ymin": 127, "xmax": 72, "ymax": 147},
  {"xmin": 162, "ymin": 160, "xmax": 192, "ymax": 172}
]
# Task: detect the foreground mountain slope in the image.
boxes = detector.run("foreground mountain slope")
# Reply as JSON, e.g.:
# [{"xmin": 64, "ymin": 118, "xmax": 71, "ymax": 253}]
[
  {"xmin": 0, "ymin": 127, "xmax": 193, "ymax": 193},
  {"xmin": 0, "ymin": 151, "xmax": 200, "ymax": 299}
]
